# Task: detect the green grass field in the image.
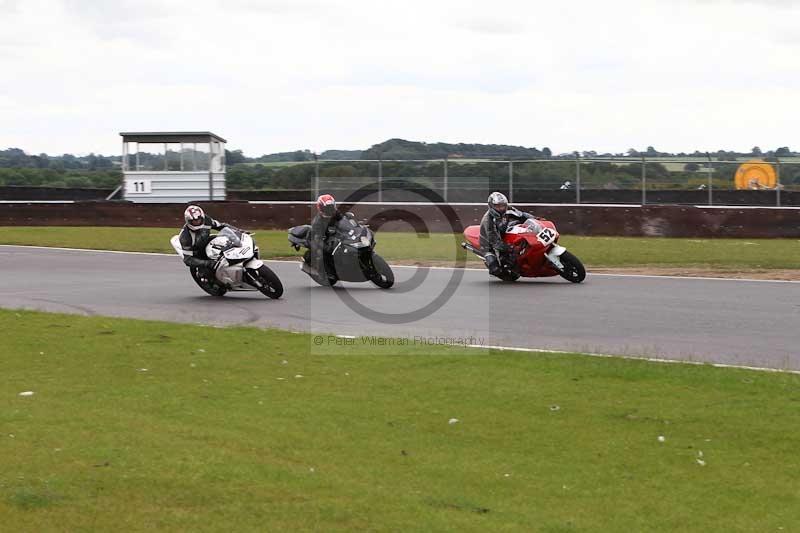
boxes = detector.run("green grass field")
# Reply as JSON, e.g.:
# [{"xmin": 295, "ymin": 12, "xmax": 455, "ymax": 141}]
[
  {"xmin": 1, "ymin": 227, "xmax": 799, "ymax": 270},
  {"xmin": 2, "ymin": 308, "xmax": 800, "ymax": 531}
]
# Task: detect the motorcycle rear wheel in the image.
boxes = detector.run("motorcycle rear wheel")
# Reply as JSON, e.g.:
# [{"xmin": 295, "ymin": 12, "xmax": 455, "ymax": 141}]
[
  {"xmin": 557, "ymin": 251, "xmax": 586, "ymax": 283},
  {"xmin": 497, "ymin": 271, "xmax": 520, "ymax": 282},
  {"xmin": 310, "ymin": 272, "xmax": 339, "ymax": 287},
  {"xmin": 190, "ymin": 267, "xmax": 227, "ymax": 297},
  {"xmin": 303, "ymin": 251, "xmax": 339, "ymax": 286}
]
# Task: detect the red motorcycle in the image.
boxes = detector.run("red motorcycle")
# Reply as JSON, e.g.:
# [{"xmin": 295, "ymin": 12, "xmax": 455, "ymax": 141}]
[{"xmin": 461, "ymin": 218, "xmax": 586, "ymax": 283}]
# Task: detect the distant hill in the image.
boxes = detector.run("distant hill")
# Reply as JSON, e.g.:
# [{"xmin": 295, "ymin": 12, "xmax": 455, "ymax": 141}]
[
  {"xmin": 247, "ymin": 141, "xmax": 796, "ymax": 162},
  {"xmin": 360, "ymin": 138, "xmax": 551, "ymax": 160},
  {"xmin": 249, "ymin": 139, "xmax": 551, "ymax": 162},
  {"xmin": 250, "ymin": 150, "xmax": 314, "ymax": 163},
  {"xmin": 320, "ymin": 149, "xmax": 362, "ymax": 160}
]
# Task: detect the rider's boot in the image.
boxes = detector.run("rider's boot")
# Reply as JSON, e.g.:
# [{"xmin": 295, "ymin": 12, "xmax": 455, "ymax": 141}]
[
  {"xmin": 485, "ymin": 253, "xmax": 502, "ymax": 276},
  {"xmin": 196, "ymin": 259, "xmax": 218, "ymax": 283}
]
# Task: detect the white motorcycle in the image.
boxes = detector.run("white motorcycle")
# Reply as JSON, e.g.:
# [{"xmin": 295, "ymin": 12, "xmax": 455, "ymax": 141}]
[{"xmin": 170, "ymin": 227, "xmax": 283, "ymax": 299}]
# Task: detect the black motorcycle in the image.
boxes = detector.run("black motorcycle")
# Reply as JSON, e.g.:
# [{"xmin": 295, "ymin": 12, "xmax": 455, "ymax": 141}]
[{"xmin": 288, "ymin": 213, "xmax": 394, "ymax": 289}]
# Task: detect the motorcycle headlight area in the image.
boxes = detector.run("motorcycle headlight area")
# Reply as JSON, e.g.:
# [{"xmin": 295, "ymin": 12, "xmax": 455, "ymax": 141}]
[{"xmin": 348, "ymin": 236, "xmax": 371, "ymax": 248}]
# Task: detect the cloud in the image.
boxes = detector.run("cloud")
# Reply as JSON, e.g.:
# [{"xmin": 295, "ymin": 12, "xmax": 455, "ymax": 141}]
[
  {"xmin": 225, "ymin": 0, "xmax": 331, "ymax": 14},
  {"xmin": 0, "ymin": 0, "xmax": 21, "ymax": 11},
  {"xmin": 1, "ymin": 0, "xmax": 799, "ymax": 155},
  {"xmin": 456, "ymin": 17, "xmax": 528, "ymax": 36},
  {"xmin": 715, "ymin": 0, "xmax": 799, "ymax": 6}
]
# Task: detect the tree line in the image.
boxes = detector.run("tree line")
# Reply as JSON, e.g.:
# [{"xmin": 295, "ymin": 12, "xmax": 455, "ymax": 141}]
[
  {"xmin": 0, "ymin": 148, "xmax": 122, "ymax": 189},
  {"xmin": 2, "ymin": 142, "xmax": 798, "ymax": 190},
  {"xmin": 226, "ymin": 159, "xmax": 800, "ymax": 190},
  {"xmin": 0, "ymin": 148, "xmax": 120, "ymax": 170}
]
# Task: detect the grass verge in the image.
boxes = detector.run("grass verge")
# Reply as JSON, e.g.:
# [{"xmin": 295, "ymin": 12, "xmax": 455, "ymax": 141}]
[
  {"xmin": 1, "ymin": 226, "xmax": 799, "ymax": 270},
  {"xmin": 2, "ymin": 309, "xmax": 800, "ymax": 531}
]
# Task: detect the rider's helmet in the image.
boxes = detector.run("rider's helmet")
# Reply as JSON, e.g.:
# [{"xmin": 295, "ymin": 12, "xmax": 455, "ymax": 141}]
[
  {"xmin": 487, "ymin": 192, "xmax": 508, "ymax": 217},
  {"xmin": 316, "ymin": 194, "xmax": 337, "ymax": 218},
  {"xmin": 184, "ymin": 205, "xmax": 206, "ymax": 231}
]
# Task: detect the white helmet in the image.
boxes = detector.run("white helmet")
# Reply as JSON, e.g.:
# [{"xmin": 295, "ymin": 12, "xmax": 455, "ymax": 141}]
[
  {"xmin": 487, "ymin": 192, "xmax": 508, "ymax": 216},
  {"xmin": 184, "ymin": 205, "xmax": 205, "ymax": 231}
]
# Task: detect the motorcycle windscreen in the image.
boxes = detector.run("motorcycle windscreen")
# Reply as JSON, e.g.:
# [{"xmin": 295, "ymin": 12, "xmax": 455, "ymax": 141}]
[
  {"xmin": 336, "ymin": 217, "xmax": 364, "ymax": 238},
  {"xmin": 218, "ymin": 227, "xmax": 242, "ymax": 247},
  {"xmin": 206, "ymin": 228, "xmax": 243, "ymax": 259}
]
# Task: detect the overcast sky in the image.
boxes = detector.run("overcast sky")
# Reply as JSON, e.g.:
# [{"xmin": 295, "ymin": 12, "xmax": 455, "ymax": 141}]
[{"xmin": 1, "ymin": 0, "xmax": 798, "ymax": 156}]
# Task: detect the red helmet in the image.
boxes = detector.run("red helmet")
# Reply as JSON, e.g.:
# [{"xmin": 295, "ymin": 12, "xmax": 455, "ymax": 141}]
[
  {"xmin": 316, "ymin": 194, "xmax": 337, "ymax": 217},
  {"xmin": 184, "ymin": 205, "xmax": 205, "ymax": 230}
]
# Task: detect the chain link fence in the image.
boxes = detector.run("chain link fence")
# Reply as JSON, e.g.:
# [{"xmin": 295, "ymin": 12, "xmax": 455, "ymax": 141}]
[{"xmin": 235, "ymin": 156, "xmax": 800, "ymax": 206}]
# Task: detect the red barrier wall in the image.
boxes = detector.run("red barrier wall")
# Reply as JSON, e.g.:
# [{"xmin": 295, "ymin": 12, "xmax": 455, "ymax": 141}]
[{"xmin": 0, "ymin": 201, "xmax": 797, "ymax": 238}]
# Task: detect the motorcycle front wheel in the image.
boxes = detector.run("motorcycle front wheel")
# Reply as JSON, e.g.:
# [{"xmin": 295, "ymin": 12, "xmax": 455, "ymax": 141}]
[
  {"xmin": 369, "ymin": 253, "xmax": 394, "ymax": 289},
  {"xmin": 557, "ymin": 251, "xmax": 586, "ymax": 283},
  {"xmin": 253, "ymin": 265, "xmax": 284, "ymax": 299}
]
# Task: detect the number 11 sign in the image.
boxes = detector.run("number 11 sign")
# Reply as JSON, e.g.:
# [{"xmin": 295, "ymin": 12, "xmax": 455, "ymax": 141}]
[{"xmin": 127, "ymin": 179, "xmax": 152, "ymax": 194}]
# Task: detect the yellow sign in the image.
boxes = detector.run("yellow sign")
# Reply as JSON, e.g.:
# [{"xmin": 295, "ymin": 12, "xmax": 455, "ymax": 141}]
[{"xmin": 735, "ymin": 160, "xmax": 777, "ymax": 189}]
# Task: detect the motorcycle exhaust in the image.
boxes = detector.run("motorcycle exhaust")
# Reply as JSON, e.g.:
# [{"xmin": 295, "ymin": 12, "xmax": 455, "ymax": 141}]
[{"xmin": 461, "ymin": 242, "xmax": 486, "ymax": 258}]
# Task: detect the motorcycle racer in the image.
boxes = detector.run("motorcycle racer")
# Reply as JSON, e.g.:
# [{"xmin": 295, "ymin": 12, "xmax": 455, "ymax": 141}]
[
  {"xmin": 479, "ymin": 192, "xmax": 537, "ymax": 276},
  {"xmin": 304, "ymin": 194, "xmax": 344, "ymax": 277},
  {"xmin": 178, "ymin": 205, "xmax": 240, "ymax": 276}
]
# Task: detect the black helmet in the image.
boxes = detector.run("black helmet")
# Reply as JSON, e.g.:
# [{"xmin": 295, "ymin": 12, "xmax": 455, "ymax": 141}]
[{"xmin": 487, "ymin": 192, "xmax": 508, "ymax": 217}]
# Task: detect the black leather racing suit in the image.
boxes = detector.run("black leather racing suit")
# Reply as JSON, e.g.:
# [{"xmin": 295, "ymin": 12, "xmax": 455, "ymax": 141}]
[
  {"xmin": 306, "ymin": 211, "xmax": 343, "ymax": 275},
  {"xmin": 479, "ymin": 207, "xmax": 535, "ymax": 275},
  {"xmin": 178, "ymin": 215, "xmax": 235, "ymax": 272}
]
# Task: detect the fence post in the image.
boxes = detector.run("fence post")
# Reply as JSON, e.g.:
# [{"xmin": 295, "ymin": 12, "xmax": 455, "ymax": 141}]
[
  {"xmin": 575, "ymin": 152, "xmax": 581, "ymax": 204},
  {"xmin": 776, "ymin": 157, "xmax": 782, "ymax": 207},
  {"xmin": 443, "ymin": 156, "xmax": 448, "ymax": 202},
  {"xmin": 208, "ymin": 166, "xmax": 214, "ymax": 201},
  {"xmin": 313, "ymin": 153, "xmax": 319, "ymax": 201},
  {"xmin": 508, "ymin": 160, "xmax": 514, "ymax": 203},
  {"xmin": 207, "ymin": 143, "xmax": 214, "ymax": 201},
  {"xmin": 705, "ymin": 152, "xmax": 713, "ymax": 206},
  {"xmin": 378, "ymin": 154, "xmax": 383, "ymax": 203},
  {"xmin": 641, "ymin": 155, "xmax": 647, "ymax": 205}
]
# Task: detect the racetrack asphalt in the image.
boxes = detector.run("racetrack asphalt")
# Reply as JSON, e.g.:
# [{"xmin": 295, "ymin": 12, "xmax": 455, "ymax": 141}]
[{"xmin": 1, "ymin": 245, "xmax": 798, "ymax": 370}]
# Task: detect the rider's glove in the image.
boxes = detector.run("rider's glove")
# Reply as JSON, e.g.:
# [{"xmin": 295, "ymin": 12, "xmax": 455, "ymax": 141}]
[{"xmin": 496, "ymin": 242, "xmax": 511, "ymax": 254}]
